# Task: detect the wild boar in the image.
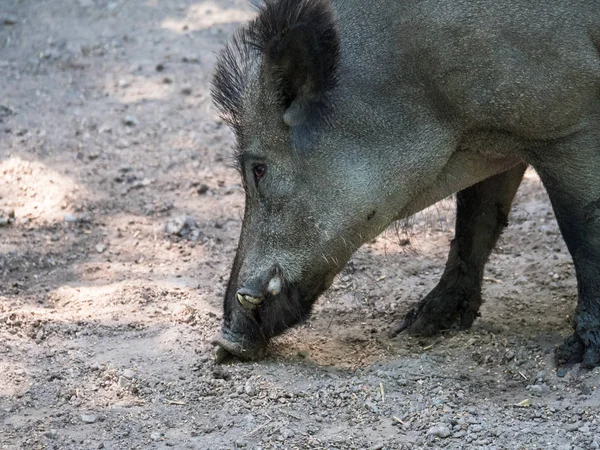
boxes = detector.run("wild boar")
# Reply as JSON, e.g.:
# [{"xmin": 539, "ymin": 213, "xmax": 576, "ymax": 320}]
[{"xmin": 211, "ymin": 0, "xmax": 600, "ymax": 374}]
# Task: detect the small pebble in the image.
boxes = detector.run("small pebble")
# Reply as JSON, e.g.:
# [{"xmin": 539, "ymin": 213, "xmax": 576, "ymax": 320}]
[
  {"xmin": 2, "ymin": 16, "xmax": 17, "ymax": 25},
  {"xmin": 122, "ymin": 369, "xmax": 135, "ymax": 379},
  {"xmin": 122, "ymin": 116, "xmax": 138, "ymax": 127},
  {"xmin": 81, "ymin": 414, "xmax": 98, "ymax": 424},
  {"xmin": 44, "ymin": 429, "xmax": 58, "ymax": 439},
  {"xmin": 427, "ymin": 425, "xmax": 451, "ymax": 438},
  {"xmin": 244, "ymin": 380, "xmax": 257, "ymax": 397}
]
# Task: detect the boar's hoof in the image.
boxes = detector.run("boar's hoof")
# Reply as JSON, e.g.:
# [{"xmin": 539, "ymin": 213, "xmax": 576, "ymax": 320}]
[
  {"xmin": 211, "ymin": 332, "xmax": 266, "ymax": 363},
  {"xmin": 389, "ymin": 283, "xmax": 482, "ymax": 337},
  {"xmin": 236, "ymin": 293, "xmax": 263, "ymax": 310},
  {"xmin": 555, "ymin": 330, "xmax": 600, "ymax": 377}
]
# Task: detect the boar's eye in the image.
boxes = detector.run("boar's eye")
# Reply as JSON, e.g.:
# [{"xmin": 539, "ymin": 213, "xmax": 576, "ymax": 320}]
[{"xmin": 253, "ymin": 164, "xmax": 266, "ymax": 183}]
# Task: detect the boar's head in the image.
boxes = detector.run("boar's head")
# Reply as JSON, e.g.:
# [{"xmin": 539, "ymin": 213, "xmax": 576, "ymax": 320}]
[{"xmin": 210, "ymin": 0, "xmax": 453, "ymax": 359}]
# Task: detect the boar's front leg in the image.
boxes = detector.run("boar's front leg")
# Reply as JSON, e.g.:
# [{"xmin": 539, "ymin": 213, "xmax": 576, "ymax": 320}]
[
  {"xmin": 390, "ymin": 162, "xmax": 527, "ymax": 337},
  {"xmin": 528, "ymin": 130, "xmax": 600, "ymax": 375}
]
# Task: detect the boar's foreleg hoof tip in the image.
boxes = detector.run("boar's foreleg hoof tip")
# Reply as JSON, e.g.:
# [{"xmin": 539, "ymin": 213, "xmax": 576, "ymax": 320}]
[
  {"xmin": 213, "ymin": 345, "xmax": 233, "ymax": 364},
  {"xmin": 389, "ymin": 307, "xmax": 443, "ymax": 338},
  {"xmin": 555, "ymin": 330, "xmax": 600, "ymax": 377},
  {"xmin": 388, "ymin": 311, "xmax": 417, "ymax": 337}
]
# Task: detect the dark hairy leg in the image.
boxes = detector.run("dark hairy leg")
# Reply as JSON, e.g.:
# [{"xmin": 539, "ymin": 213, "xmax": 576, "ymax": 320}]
[
  {"xmin": 527, "ymin": 125, "xmax": 600, "ymax": 375},
  {"xmin": 390, "ymin": 162, "xmax": 527, "ymax": 337}
]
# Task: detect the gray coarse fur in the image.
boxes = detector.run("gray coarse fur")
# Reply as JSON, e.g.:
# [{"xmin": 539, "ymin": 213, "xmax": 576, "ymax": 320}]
[{"xmin": 212, "ymin": 0, "xmax": 600, "ymax": 371}]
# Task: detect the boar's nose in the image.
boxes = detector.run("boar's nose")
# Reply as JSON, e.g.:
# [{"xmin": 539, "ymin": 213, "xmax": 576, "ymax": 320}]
[{"xmin": 236, "ymin": 274, "xmax": 282, "ymax": 310}]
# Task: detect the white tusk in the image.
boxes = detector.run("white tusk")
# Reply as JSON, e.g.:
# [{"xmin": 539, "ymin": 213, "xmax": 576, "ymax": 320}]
[
  {"xmin": 237, "ymin": 293, "xmax": 259, "ymax": 310},
  {"xmin": 244, "ymin": 295, "xmax": 263, "ymax": 305},
  {"xmin": 268, "ymin": 276, "xmax": 282, "ymax": 295}
]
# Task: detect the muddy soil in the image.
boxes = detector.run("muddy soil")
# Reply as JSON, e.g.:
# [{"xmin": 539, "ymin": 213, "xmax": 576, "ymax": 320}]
[{"xmin": 1, "ymin": 1, "xmax": 599, "ymax": 449}]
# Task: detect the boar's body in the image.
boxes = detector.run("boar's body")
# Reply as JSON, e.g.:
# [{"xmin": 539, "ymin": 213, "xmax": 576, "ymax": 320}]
[{"xmin": 211, "ymin": 0, "xmax": 600, "ymax": 373}]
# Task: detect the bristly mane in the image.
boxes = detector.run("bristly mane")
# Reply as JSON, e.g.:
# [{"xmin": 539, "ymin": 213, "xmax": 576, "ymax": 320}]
[{"xmin": 211, "ymin": 0, "xmax": 340, "ymax": 147}]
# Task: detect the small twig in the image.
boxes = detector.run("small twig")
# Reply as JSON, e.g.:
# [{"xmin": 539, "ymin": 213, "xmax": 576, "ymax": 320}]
[
  {"xmin": 483, "ymin": 277, "xmax": 503, "ymax": 283},
  {"xmin": 379, "ymin": 382, "xmax": 385, "ymax": 403},
  {"xmin": 406, "ymin": 372, "xmax": 464, "ymax": 382},
  {"xmin": 518, "ymin": 371, "xmax": 528, "ymax": 380},
  {"xmin": 283, "ymin": 410, "xmax": 302, "ymax": 420},
  {"xmin": 246, "ymin": 419, "xmax": 272, "ymax": 437}
]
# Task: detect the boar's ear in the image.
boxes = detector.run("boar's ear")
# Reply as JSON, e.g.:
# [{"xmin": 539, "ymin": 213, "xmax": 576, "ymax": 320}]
[{"xmin": 248, "ymin": 0, "xmax": 340, "ymax": 149}]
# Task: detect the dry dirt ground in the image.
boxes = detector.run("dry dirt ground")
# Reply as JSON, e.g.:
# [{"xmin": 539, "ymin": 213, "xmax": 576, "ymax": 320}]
[{"xmin": 1, "ymin": 1, "xmax": 599, "ymax": 449}]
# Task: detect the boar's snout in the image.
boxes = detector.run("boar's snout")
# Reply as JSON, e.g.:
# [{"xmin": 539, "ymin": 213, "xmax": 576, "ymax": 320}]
[
  {"xmin": 214, "ymin": 262, "xmax": 324, "ymax": 362},
  {"xmin": 214, "ymin": 267, "xmax": 293, "ymax": 361}
]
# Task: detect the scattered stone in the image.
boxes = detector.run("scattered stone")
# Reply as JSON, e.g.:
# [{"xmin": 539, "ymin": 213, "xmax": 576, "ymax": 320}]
[
  {"xmin": 63, "ymin": 214, "xmax": 77, "ymax": 222},
  {"xmin": 117, "ymin": 376, "xmax": 129, "ymax": 388},
  {"xmin": 181, "ymin": 87, "xmax": 192, "ymax": 96},
  {"xmin": 0, "ymin": 209, "xmax": 15, "ymax": 227},
  {"xmin": 165, "ymin": 216, "xmax": 197, "ymax": 238},
  {"xmin": 95, "ymin": 243, "xmax": 106, "ymax": 253},
  {"xmin": 224, "ymin": 184, "xmax": 238, "ymax": 195},
  {"xmin": 150, "ymin": 432, "xmax": 161, "ymax": 440},
  {"xmin": 122, "ymin": 116, "xmax": 138, "ymax": 127},
  {"xmin": 244, "ymin": 380, "xmax": 257, "ymax": 397},
  {"xmin": 81, "ymin": 413, "xmax": 98, "ymax": 424},
  {"xmin": 579, "ymin": 423, "xmax": 591, "ymax": 433},
  {"xmin": 44, "ymin": 429, "xmax": 58, "ymax": 439},
  {"xmin": 470, "ymin": 424, "xmax": 483, "ymax": 433},
  {"xmin": 2, "ymin": 16, "xmax": 17, "ymax": 25},
  {"xmin": 181, "ymin": 56, "xmax": 200, "ymax": 64},
  {"xmin": 280, "ymin": 428, "xmax": 295, "ymax": 440},
  {"xmin": 212, "ymin": 368, "xmax": 231, "ymax": 381},
  {"xmin": 0, "ymin": 105, "xmax": 15, "ymax": 121},
  {"xmin": 527, "ymin": 384, "xmax": 544, "ymax": 395},
  {"xmin": 364, "ymin": 399, "xmax": 378, "ymax": 414},
  {"xmin": 427, "ymin": 425, "xmax": 451, "ymax": 438},
  {"xmin": 122, "ymin": 369, "xmax": 135, "ymax": 379},
  {"xmin": 89, "ymin": 361, "xmax": 103, "ymax": 371},
  {"xmin": 197, "ymin": 183, "xmax": 209, "ymax": 195},
  {"xmin": 156, "ymin": 63, "xmax": 165, "ymax": 72}
]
